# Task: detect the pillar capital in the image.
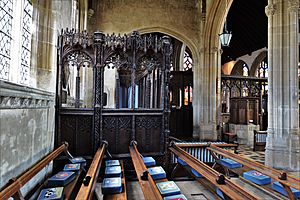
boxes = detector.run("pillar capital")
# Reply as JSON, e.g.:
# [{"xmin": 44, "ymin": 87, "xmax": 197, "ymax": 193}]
[
  {"xmin": 288, "ymin": 0, "xmax": 299, "ymax": 13},
  {"xmin": 265, "ymin": 4, "xmax": 276, "ymax": 17}
]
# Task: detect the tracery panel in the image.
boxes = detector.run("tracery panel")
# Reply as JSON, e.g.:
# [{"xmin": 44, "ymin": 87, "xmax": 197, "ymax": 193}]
[
  {"xmin": 20, "ymin": 0, "xmax": 33, "ymax": 84},
  {"xmin": 0, "ymin": 0, "xmax": 13, "ymax": 80}
]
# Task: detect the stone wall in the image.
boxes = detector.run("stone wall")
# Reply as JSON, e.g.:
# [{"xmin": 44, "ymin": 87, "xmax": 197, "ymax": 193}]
[{"xmin": 0, "ymin": 81, "xmax": 55, "ymax": 194}]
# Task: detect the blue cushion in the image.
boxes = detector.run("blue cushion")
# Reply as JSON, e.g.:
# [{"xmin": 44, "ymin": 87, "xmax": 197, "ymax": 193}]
[
  {"xmin": 164, "ymin": 194, "xmax": 187, "ymax": 200},
  {"xmin": 156, "ymin": 181, "xmax": 181, "ymax": 197},
  {"xmin": 148, "ymin": 166, "xmax": 166, "ymax": 180},
  {"xmin": 177, "ymin": 158, "xmax": 188, "ymax": 166},
  {"xmin": 143, "ymin": 157, "xmax": 156, "ymax": 167},
  {"xmin": 216, "ymin": 188, "xmax": 225, "ymax": 200},
  {"xmin": 105, "ymin": 160, "xmax": 120, "ymax": 167},
  {"xmin": 69, "ymin": 157, "xmax": 86, "ymax": 166},
  {"xmin": 63, "ymin": 163, "xmax": 81, "ymax": 174},
  {"xmin": 272, "ymin": 181, "xmax": 300, "ymax": 198},
  {"xmin": 220, "ymin": 158, "xmax": 242, "ymax": 169},
  {"xmin": 37, "ymin": 187, "xmax": 64, "ymax": 200},
  {"xmin": 47, "ymin": 171, "xmax": 76, "ymax": 187},
  {"xmin": 243, "ymin": 170, "xmax": 271, "ymax": 185},
  {"xmin": 105, "ymin": 166, "xmax": 122, "ymax": 178},
  {"xmin": 191, "ymin": 168, "xmax": 203, "ymax": 178},
  {"xmin": 101, "ymin": 177, "xmax": 122, "ymax": 194}
]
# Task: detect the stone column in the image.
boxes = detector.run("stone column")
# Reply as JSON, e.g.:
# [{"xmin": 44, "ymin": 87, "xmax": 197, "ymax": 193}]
[
  {"xmin": 196, "ymin": 46, "xmax": 220, "ymax": 140},
  {"xmin": 265, "ymin": 0, "xmax": 300, "ymax": 170}
]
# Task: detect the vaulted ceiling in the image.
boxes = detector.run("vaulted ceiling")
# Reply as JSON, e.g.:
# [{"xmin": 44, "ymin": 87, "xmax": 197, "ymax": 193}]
[{"xmin": 221, "ymin": 0, "xmax": 268, "ymax": 64}]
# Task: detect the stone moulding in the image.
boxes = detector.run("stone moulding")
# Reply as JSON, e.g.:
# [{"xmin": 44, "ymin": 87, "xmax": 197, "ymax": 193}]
[{"xmin": 0, "ymin": 80, "xmax": 55, "ymax": 109}]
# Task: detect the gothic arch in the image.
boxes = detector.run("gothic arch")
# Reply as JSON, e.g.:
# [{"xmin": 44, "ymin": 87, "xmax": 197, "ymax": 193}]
[
  {"xmin": 138, "ymin": 26, "xmax": 198, "ymax": 69},
  {"xmin": 249, "ymin": 50, "xmax": 267, "ymax": 76},
  {"xmin": 231, "ymin": 60, "xmax": 248, "ymax": 76}
]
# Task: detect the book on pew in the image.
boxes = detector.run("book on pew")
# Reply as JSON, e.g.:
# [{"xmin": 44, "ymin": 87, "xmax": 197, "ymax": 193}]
[
  {"xmin": 148, "ymin": 166, "xmax": 166, "ymax": 180},
  {"xmin": 105, "ymin": 166, "xmax": 122, "ymax": 178},
  {"xmin": 142, "ymin": 156, "xmax": 156, "ymax": 167},
  {"xmin": 220, "ymin": 158, "xmax": 242, "ymax": 169},
  {"xmin": 37, "ymin": 187, "xmax": 64, "ymax": 200},
  {"xmin": 243, "ymin": 170, "xmax": 271, "ymax": 185},
  {"xmin": 63, "ymin": 163, "xmax": 81, "ymax": 174},
  {"xmin": 105, "ymin": 160, "xmax": 120, "ymax": 167},
  {"xmin": 164, "ymin": 194, "xmax": 187, "ymax": 200},
  {"xmin": 69, "ymin": 157, "xmax": 86, "ymax": 166},
  {"xmin": 156, "ymin": 181, "xmax": 181, "ymax": 197},
  {"xmin": 47, "ymin": 171, "xmax": 76, "ymax": 187},
  {"xmin": 272, "ymin": 181, "xmax": 300, "ymax": 198},
  {"xmin": 101, "ymin": 177, "xmax": 122, "ymax": 194}
]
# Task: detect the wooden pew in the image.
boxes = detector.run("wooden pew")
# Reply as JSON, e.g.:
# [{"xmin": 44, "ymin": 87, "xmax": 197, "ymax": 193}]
[
  {"xmin": 0, "ymin": 142, "xmax": 70, "ymax": 200},
  {"xmin": 207, "ymin": 145, "xmax": 300, "ymax": 200},
  {"xmin": 169, "ymin": 143, "xmax": 259, "ymax": 200},
  {"xmin": 75, "ymin": 143, "xmax": 107, "ymax": 200},
  {"xmin": 129, "ymin": 141, "xmax": 162, "ymax": 200}
]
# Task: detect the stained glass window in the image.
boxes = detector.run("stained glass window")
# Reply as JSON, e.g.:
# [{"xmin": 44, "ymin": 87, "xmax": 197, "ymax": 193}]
[
  {"xmin": 183, "ymin": 51, "xmax": 193, "ymax": 71},
  {"xmin": 20, "ymin": 0, "xmax": 33, "ymax": 84},
  {"xmin": 0, "ymin": 0, "xmax": 14, "ymax": 80}
]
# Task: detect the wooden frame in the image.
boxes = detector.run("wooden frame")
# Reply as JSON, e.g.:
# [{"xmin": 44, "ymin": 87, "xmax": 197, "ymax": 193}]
[{"xmin": 253, "ymin": 130, "xmax": 267, "ymax": 151}]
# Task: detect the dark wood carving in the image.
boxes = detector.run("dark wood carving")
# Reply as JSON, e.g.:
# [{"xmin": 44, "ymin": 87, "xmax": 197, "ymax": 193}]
[{"xmin": 56, "ymin": 29, "xmax": 172, "ymax": 157}]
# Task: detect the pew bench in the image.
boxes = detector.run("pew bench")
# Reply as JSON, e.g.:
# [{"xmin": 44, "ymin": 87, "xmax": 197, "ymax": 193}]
[{"xmin": 0, "ymin": 142, "xmax": 75, "ymax": 200}]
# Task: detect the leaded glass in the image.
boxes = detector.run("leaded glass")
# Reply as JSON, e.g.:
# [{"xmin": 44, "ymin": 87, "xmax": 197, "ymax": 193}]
[
  {"xmin": 183, "ymin": 51, "xmax": 192, "ymax": 71},
  {"xmin": 0, "ymin": 0, "xmax": 13, "ymax": 80},
  {"xmin": 20, "ymin": 0, "xmax": 33, "ymax": 84}
]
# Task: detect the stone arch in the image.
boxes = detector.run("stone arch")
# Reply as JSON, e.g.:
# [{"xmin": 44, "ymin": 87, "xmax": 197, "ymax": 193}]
[
  {"xmin": 138, "ymin": 26, "xmax": 199, "ymax": 71},
  {"xmin": 249, "ymin": 50, "xmax": 267, "ymax": 76},
  {"xmin": 231, "ymin": 60, "xmax": 248, "ymax": 76}
]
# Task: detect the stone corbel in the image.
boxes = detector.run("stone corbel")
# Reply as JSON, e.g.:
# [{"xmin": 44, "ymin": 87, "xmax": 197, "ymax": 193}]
[{"xmin": 265, "ymin": 3, "xmax": 276, "ymax": 17}]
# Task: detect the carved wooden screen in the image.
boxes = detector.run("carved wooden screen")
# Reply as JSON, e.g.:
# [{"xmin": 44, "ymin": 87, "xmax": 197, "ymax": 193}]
[{"xmin": 56, "ymin": 30, "xmax": 171, "ymax": 157}]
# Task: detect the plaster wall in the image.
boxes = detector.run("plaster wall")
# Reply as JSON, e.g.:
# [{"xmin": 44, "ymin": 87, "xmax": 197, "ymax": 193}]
[{"xmin": 0, "ymin": 81, "xmax": 55, "ymax": 194}]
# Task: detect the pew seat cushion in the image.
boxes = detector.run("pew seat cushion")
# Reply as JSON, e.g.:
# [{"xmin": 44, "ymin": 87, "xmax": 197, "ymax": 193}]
[
  {"xmin": 148, "ymin": 166, "xmax": 166, "ymax": 180},
  {"xmin": 105, "ymin": 166, "xmax": 122, "ymax": 178},
  {"xmin": 177, "ymin": 158, "xmax": 188, "ymax": 166},
  {"xmin": 164, "ymin": 194, "xmax": 187, "ymax": 200},
  {"xmin": 47, "ymin": 171, "xmax": 76, "ymax": 187},
  {"xmin": 191, "ymin": 169, "xmax": 203, "ymax": 178},
  {"xmin": 156, "ymin": 181, "xmax": 181, "ymax": 197},
  {"xmin": 272, "ymin": 181, "xmax": 300, "ymax": 198},
  {"xmin": 70, "ymin": 157, "xmax": 86, "ymax": 166},
  {"xmin": 105, "ymin": 160, "xmax": 120, "ymax": 167},
  {"xmin": 101, "ymin": 177, "xmax": 122, "ymax": 194},
  {"xmin": 142, "ymin": 157, "xmax": 156, "ymax": 167},
  {"xmin": 243, "ymin": 170, "xmax": 271, "ymax": 185},
  {"xmin": 216, "ymin": 188, "xmax": 225, "ymax": 200},
  {"xmin": 37, "ymin": 187, "xmax": 64, "ymax": 200},
  {"xmin": 63, "ymin": 163, "xmax": 81, "ymax": 174},
  {"xmin": 220, "ymin": 158, "xmax": 242, "ymax": 169}
]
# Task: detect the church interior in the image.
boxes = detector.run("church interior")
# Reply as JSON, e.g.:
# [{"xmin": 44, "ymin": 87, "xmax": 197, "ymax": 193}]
[{"xmin": 1, "ymin": 0, "xmax": 300, "ymax": 199}]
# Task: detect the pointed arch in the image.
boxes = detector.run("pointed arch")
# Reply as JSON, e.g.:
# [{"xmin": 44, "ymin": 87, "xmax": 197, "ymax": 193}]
[
  {"xmin": 249, "ymin": 50, "xmax": 267, "ymax": 76},
  {"xmin": 231, "ymin": 60, "xmax": 248, "ymax": 76}
]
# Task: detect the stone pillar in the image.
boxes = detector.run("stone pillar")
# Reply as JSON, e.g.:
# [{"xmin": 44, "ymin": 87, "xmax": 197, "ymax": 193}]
[
  {"xmin": 196, "ymin": 46, "xmax": 220, "ymax": 141},
  {"xmin": 265, "ymin": 0, "xmax": 300, "ymax": 170}
]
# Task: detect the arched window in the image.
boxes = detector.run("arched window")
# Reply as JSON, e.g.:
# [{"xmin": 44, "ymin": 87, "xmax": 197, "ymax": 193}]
[
  {"xmin": 183, "ymin": 51, "xmax": 193, "ymax": 71},
  {"xmin": 0, "ymin": 0, "xmax": 33, "ymax": 84},
  {"xmin": 256, "ymin": 58, "xmax": 268, "ymax": 78},
  {"xmin": 242, "ymin": 63, "xmax": 249, "ymax": 76},
  {"xmin": 0, "ymin": 0, "xmax": 14, "ymax": 80}
]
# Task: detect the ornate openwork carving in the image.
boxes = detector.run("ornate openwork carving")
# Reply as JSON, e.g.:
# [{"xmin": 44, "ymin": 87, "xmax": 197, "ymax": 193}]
[{"xmin": 57, "ymin": 30, "xmax": 172, "ymax": 155}]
